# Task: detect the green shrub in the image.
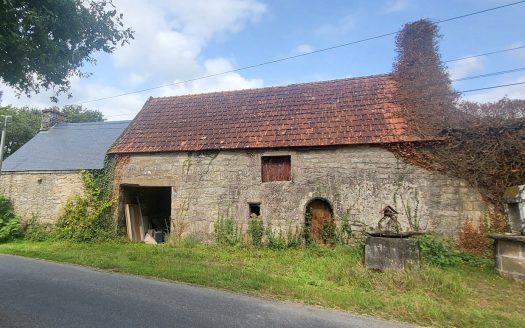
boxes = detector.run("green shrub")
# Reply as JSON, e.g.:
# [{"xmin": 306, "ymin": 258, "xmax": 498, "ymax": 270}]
[
  {"xmin": 321, "ymin": 220, "xmax": 337, "ymax": 245},
  {"xmin": 266, "ymin": 223, "xmax": 287, "ymax": 249},
  {"xmin": 417, "ymin": 234, "xmax": 463, "ymax": 267},
  {"xmin": 303, "ymin": 207, "xmax": 313, "ymax": 246},
  {"xmin": 285, "ymin": 225, "xmax": 302, "ymax": 248},
  {"xmin": 56, "ymin": 170, "xmax": 114, "ymax": 242},
  {"xmin": 247, "ymin": 214, "xmax": 264, "ymax": 247},
  {"xmin": 22, "ymin": 216, "xmax": 55, "ymax": 241},
  {"xmin": 214, "ymin": 216, "xmax": 241, "ymax": 246},
  {"xmin": 0, "ymin": 194, "xmax": 21, "ymax": 242},
  {"xmin": 338, "ymin": 213, "xmax": 352, "ymax": 245},
  {"xmin": 266, "ymin": 223, "xmax": 302, "ymax": 249}
]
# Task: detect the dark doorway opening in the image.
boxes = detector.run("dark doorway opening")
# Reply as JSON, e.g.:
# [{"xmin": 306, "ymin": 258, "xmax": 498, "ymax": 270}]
[
  {"xmin": 305, "ymin": 199, "xmax": 334, "ymax": 244},
  {"xmin": 121, "ymin": 186, "xmax": 171, "ymax": 242}
]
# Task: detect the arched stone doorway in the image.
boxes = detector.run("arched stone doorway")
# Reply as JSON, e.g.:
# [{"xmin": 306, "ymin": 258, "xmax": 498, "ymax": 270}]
[{"xmin": 305, "ymin": 198, "xmax": 334, "ymax": 244}]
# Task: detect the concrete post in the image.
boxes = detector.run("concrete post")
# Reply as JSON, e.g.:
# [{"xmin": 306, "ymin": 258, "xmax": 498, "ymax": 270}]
[{"xmin": 0, "ymin": 115, "xmax": 12, "ymax": 173}]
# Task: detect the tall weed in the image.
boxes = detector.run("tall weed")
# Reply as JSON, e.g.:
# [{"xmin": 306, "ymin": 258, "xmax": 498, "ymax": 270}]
[
  {"xmin": 0, "ymin": 194, "xmax": 21, "ymax": 242},
  {"xmin": 214, "ymin": 216, "xmax": 241, "ymax": 246}
]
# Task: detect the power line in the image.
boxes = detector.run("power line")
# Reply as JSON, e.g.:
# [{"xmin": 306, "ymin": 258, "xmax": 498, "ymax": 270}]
[
  {"xmin": 445, "ymin": 45, "xmax": 525, "ymax": 63},
  {"xmin": 78, "ymin": 1, "xmax": 525, "ymax": 105},
  {"xmin": 433, "ymin": 1, "xmax": 525, "ymax": 23},
  {"xmin": 452, "ymin": 67, "xmax": 525, "ymax": 82},
  {"xmin": 459, "ymin": 81, "xmax": 525, "ymax": 94},
  {"xmin": 103, "ymin": 45, "xmax": 525, "ymax": 118}
]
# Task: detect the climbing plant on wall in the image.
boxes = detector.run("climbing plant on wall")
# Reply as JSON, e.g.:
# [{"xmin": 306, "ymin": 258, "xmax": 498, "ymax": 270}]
[
  {"xmin": 56, "ymin": 163, "xmax": 116, "ymax": 241},
  {"xmin": 390, "ymin": 20, "xmax": 525, "ymax": 217}
]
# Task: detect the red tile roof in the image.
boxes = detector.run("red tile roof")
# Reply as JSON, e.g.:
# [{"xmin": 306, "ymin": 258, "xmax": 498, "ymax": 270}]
[{"xmin": 109, "ymin": 74, "xmax": 430, "ymax": 154}]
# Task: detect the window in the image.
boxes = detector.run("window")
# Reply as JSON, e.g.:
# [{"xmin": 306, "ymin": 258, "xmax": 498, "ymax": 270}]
[
  {"xmin": 249, "ymin": 203, "xmax": 261, "ymax": 217},
  {"xmin": 261, "ymin": 155, "xmax": 291, "ymax": 182}
]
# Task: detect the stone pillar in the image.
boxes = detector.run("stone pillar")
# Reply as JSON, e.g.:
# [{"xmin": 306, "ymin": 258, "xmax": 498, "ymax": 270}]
[{"xmin": 491, "ymin": 234, "xmax": 525, "ymax": 282}]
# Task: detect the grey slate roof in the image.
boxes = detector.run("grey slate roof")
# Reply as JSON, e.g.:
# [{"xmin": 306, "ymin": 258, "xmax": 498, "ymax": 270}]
[{"xmin": 1, "ymin": 121, "xmax": 130, "ymax": 172}]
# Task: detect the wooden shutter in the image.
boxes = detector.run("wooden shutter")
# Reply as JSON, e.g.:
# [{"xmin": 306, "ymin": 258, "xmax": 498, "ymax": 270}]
[{"xmin": 261, "ymin": 156, "xmax": 291, "ymax": 182}]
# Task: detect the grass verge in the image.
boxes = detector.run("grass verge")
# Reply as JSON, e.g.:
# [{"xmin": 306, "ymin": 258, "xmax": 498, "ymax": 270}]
[{"xmin": 0, "ymin": 240, "xmax": 523, "ymax": 327}]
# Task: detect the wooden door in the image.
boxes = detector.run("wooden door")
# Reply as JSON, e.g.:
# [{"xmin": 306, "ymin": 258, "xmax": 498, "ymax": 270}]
[{"xmin": 308, "ymin": 199, "xmax": 333, "ymax": 243}]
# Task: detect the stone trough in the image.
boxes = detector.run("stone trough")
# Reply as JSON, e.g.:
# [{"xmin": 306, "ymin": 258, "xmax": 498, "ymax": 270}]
[{"xmin": 364, "ymin": 231, "xmax": 422, "ymax": 271}]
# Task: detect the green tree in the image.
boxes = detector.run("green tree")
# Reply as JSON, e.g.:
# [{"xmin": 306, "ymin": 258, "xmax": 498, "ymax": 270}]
[
  {"xmin": 0, "ymin": 0, "xmax": 134, "ymax": 100},
  {"xmin": 0, "ymin": 105, "xmax": 105, "ymax": 158},
  {"xmin": 0, "ymin": 106, "xmax": 41, "ymax": 157},
  {"xmin": 62, "ymin": 105, "xmax": 104, "ymax": 123}
]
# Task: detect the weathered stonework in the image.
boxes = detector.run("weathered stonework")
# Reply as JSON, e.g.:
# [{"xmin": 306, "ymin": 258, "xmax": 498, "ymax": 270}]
[
  {"xmin": 0, "ymin": 171, "xmax": 84, "ymax": 223},
  {"xmin": 116, "ymin": 145, "xmax": 488, "ymax": 240},
  {"xmin": 491, "ymin": 235, "xmax": 525, "ymax": 282},
  {"xmin": 365, "ymin": 236, "xmax": 420, "ymax": 270}
]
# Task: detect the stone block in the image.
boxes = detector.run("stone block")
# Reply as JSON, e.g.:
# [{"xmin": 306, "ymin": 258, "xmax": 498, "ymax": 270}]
[
  {"xmin": 498, "ymin": 240, "xmax": 522, "ymax": 257},
  {"xmin": 364, "ymin": 236, "xmax": 420, "ymax": 271},
  {"xmin": 500, "ymin": 256, "xmax": 525, "ymax": 275}
]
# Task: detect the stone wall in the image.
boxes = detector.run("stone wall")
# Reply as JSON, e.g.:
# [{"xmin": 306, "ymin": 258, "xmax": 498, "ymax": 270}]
[
  {"xmin": 0, "ymin": 171, "xmax": 84, "ymax": 223},
  {"xmin": 117, "ymin": 145, "xmax": 488, "ymax": 240}
]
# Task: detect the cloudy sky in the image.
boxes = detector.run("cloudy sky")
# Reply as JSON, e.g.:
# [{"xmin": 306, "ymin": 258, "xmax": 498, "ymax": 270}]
[{"xmin": 1, "ymin": 0, "xmax": 524, "ymax": 120}]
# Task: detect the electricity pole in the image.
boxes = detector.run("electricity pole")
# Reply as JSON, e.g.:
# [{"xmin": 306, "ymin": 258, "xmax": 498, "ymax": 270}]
[{"xmin": 0, "ymin": 115, "xmax": 12, "ymax": 174}]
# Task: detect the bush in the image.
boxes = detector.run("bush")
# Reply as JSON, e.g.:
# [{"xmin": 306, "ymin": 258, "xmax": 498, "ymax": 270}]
[
  {"xmin": 214, "ymin": 216, "xmax": 241, "ymax": 246},
  {"xmin": 417, "ymin": 234, "xmax": 463, "ymax": 267},
  {"xmin": 321, "ymin": 220, "xmax": 337, "ymax": 245},
  {"xmin": 338, "ymin": 213, "xmax": 352, "ymax": 245},
  {"xmin": 266, "ymin": 225, "xmax": 287, "ymax": 249},
  {"xmin": 247, "ymin": 214, "xmax": 264, "ymax": 247},
  {"xmin": 286, "ymin": 225, "xmax": 302, "ymax": 248},
  {"xmin": 22, "ymin": 216, "xmax": 55, "ymax": 241},
  {"xmin": 416, "ymin": 233, "xmax": 491, "ymax": 267},
  {"xmin": 0, "ymin": 194, "xmax": 21, "ymax": 242},
  {"xmin": 456, "ymin": 220, "xmax": 490, "ymax": 257},
  {"xmin": 56, "ymin": 170, "xmax": 114, "ymax": 242},
  {"xmin": 266, "ymin": 223, "xmax": 302, "ymax": 249}
]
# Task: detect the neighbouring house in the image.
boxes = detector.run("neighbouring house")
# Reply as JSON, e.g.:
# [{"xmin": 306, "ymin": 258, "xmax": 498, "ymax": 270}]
[
  {"xmin": 109, "ymin": 74, "xmax": 489, "ymax": 241},
  {"xmin": 0, "ymin": 108, "xmax": 129, "ymax": 223}
]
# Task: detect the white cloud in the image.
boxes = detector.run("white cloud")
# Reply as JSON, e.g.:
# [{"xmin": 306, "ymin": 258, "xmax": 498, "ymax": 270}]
[
  {"xmin": 314, "ymin": 15, "xmax": 358, "ymax": 38},
  {"xmin": 447, "ymin": 57, "xmax": 484, "ymax": 80},
  {"xmin": 292, "ymin": 44, "xmax": 315, "ymax": 55},
  {"xmin": 463, "ymin": 75, "xmax": 525, "ymax": 103},
  {"xmin": 156, "ymin": 58, "xmax": 263, "ymax": 98},
  {"xmin": 111, "ymin": 0, "xmax": 266, "ymax": 84},
  {"xmin": 1, "ymin": 0, "xmax": 267, "ymax": 120},
  {"xmin": 382, "ymin": 0, "xmax": 410, "ymax": 13}
]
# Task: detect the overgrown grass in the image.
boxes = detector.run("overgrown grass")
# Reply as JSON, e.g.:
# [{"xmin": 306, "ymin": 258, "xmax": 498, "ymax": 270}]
[{"xmin": 0, "ymin": 240, "xmax": 523, "ymax": 327}]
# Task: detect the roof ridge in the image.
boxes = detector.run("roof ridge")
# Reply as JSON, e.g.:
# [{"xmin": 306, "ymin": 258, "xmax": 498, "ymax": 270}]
[
  {"xmin": 151, "ymin": 73, "xmax": 392, "ymax": 100},
  {"xmin": 55, "ymin": 120, "xmax": 131, "ymax": 127}
]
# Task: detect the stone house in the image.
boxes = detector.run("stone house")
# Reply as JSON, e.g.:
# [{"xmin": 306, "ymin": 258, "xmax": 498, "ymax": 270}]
[
  {"xmin": 0, "ymin": 109, "xmax": 129, "ymax": 223},
  {"xmin": 109, "ymin": 75, "xmax": 488, "ymax": 241}
]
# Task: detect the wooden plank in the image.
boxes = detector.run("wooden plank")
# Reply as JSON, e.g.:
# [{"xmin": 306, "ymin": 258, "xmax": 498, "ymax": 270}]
[
  {"xmin": 125, "ymin": 204, "xmax": 143, "ymax": 242},
  {"xmin": 125, "ymin": 204, "xmax": 133, "ymax": 241}
]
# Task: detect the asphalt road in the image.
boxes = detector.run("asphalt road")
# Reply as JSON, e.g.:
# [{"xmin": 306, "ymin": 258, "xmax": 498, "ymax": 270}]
[{"xmin": 0, "ymin": 254, "xmax": 413, "ymax": 328}]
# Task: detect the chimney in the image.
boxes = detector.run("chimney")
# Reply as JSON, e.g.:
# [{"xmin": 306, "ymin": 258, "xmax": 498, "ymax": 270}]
[{"xmin": 41, "ymin": 107, "xmax": 65, "ymax": 131}]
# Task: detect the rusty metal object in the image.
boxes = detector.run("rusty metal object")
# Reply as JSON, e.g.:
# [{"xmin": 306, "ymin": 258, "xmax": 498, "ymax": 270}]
[{"xmin": 377, "ymin": 205, "xmax": 401, "ymax": 233}]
